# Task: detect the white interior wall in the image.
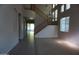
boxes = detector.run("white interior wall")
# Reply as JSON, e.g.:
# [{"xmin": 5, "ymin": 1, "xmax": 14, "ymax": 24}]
[
  {"xmin": 0, "ymin": 5, "xmax": 23, "ymax": 54},
  {"xmin": 35, "ymin": 25, "xmax": 58, "ymax": 38},
  {"xmin": 16, "ymin": 5, "xmax": 24, "ymax": 40}
]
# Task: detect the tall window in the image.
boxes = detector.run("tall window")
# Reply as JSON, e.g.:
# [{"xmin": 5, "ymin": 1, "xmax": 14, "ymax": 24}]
[
  {"xmin": 55, "ymin": 9, "xmax": 58, "ymax": 21},
  {"xmin": 60, "ymin": 17, "xmax": 70, "ymax": 32},
  {"xmin": 52, "ymin": 12, "xmax": 55, "ymax": 21},
  {"xmin": 52, "ymin": 9, "xmax": 58, "ymax": 21},
  {"xmin": 61, "ymin": 5, "xmax": 64, "ymax": 12},
  {"xmin": 53, "ymin": 4, "xmax": 58, "ymax": 8},
  {"xmin": 61, "ymin": 4, "xmax": 70, "ymax": 12},
  {"xmin": 66, "ymin": 4, "xmax": 70, "ymax": 10},
  {"xmin": 53, "ymin": 4, "xmax": 55, "ymax": 8}
]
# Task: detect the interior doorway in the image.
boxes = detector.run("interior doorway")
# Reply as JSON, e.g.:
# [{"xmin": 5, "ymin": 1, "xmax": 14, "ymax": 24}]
[
  {"xmin": 18, "ymin": 13, "xmax": 21, "ymax": 42},
  {"xmin": 27, "ymin": 23, "xmax": 34, "ymax": 31},
  {"xmin": 26, "ymin": 19, "xmax": 35, "ymax": 46}
]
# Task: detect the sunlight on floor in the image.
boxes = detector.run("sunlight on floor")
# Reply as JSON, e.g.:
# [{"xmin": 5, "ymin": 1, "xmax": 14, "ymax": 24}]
[
  {"xmin": 56, "ymin": 40, "xmax": 79, "ymax": 50},
  {"xmin": 27, "ymin": 31, "xmax": 34, "ymax": 43},
  {"xmin": 27, "ymin": 23, "xmax": 34, "ymax": 44}
]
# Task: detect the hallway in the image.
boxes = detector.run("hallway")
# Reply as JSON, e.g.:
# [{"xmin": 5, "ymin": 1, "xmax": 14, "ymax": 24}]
[
  {"xmin": 8, "ymin": 39, "xmax": 35, "ymax": 55},
  {"xmin": 9, "ymin": 38, "xmax": 79, "ymax": 55},
  {"xmin": 35, "ymin": 38, "xmax": 79, "ymax": 55},
  {"xmin": 9, "ymin": 23, "xmax": 35, "ymax": 55},
  {"xmin": 9, "ymin": 25, "xmax": 79, "ymax": 55},
  {"xmin": 0, "ymin": 4, "xmax": 79, "ymax": 55}
]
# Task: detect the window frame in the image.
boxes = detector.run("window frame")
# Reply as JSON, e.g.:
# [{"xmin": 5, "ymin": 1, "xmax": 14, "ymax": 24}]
[{"xmin": 60, "ymin": 17, "xmax": 70, "ymax": 32}]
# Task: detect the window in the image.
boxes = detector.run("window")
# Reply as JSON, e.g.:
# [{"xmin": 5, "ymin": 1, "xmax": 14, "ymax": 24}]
[
  {"xmin": 60, "ymin": 17, "xmax": 70, "ymax": 32},
  {"xmin": 55, "ymin": 10, "xmax": 58, "ymax": 21},
  {"xmin": 52, "ymin": 9, "xmax": 58, "ymax": 21},
  {"xmin": 53, "ymin": 4, "xmax": 58, "ymax": 8},
  {"xmin": 61, "ymin": 5, "xmax": 64, "ymax": 12},
  {"xmin": 52, "ymin": 19, "xmax": 54, "ymax": 21},
  {"xmin": 53, "ymin": 4, "xmax": 55, "ymax": 8},
  {"xmin": 66, "ymin": 4, "xmax": 70, "ymax": 10},
  {"xmin": 61, "ymin": 4, "xmax": 70, "ymax": 12},
  {"xmin": 52, "ymin": 12, "xmax": 55, "ymax": 21}
]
